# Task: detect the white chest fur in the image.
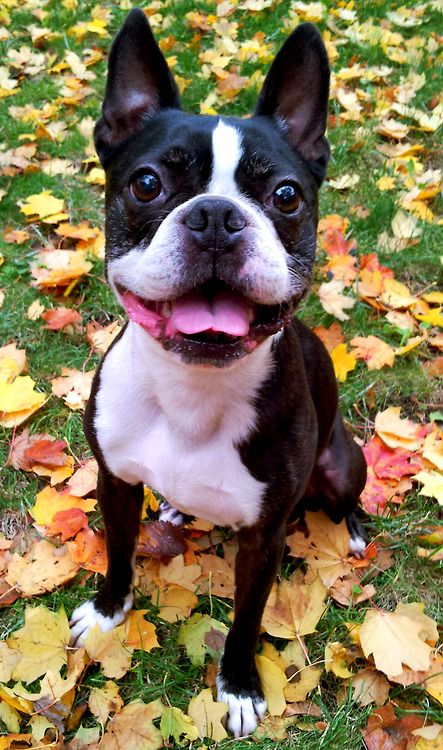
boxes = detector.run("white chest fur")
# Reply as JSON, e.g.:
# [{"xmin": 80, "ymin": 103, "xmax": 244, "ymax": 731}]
[{"xmin": 94, "ymin": 324, "xmax": 273, "ymax": 530}]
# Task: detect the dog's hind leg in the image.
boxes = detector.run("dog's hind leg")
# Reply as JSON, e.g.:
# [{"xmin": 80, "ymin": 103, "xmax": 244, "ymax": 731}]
[
  {"xmin": 304, "ymin": 411, "xmax": 368, "ymax": 556},
  {"xmin": 70, "ymin": 467, "xmax": 143, "ymax": 645}
]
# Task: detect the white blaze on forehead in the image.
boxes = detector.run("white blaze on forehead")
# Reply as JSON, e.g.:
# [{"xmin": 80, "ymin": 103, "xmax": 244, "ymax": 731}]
[{"xmin": 208, "ymin": 119, "xmax": 243, "ymax": 196}]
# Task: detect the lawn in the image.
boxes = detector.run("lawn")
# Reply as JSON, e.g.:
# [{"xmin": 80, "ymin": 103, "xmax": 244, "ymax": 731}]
[{"xmin": 0, "ymin": 0, "xmax": 442, "ymax": 748}]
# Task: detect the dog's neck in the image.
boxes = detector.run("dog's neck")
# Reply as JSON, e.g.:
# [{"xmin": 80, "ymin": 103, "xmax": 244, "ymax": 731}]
[{"xmin": 126, "ymin": 321, "xmax": 274, "ymax": 441}]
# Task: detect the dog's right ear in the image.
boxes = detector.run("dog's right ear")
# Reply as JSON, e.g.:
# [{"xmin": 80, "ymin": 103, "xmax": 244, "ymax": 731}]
[{"xmin": 95, "ymin": 8, "xmax": 180, "ymax": 164}]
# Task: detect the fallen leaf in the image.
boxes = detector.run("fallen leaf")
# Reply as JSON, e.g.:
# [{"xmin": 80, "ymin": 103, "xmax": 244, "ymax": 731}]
[
  {"xmin": 359, "ymin": 602, "xmax": 437, "ymax": 677},
  {"xmin": 88, "ymin": 681, "xmax": 123, "ymax": 726},
  {"xmin": 350, "ymin": 335, "xmax": 395, "ymax": 370},
  {"xmin": 351, "ymin": 668, "xmax": 391, "ymax": 706},
  {"xmin": 286, "ymin": 512, "xmax": 354, "ymax": 587},
  {"xmin": 30, "ymin": 485, "xmax": 96, "ymax": 525},
  {"xmin": 375, "ymin": 407, "xmax": 424, "ymax": 451},
  {"xmin": 318, "ymin": 280, "xmax": 356, "ymax": 321},
  {"xmin": 7, "ymin": 606, "xmax": 70, "ymax": 683},
  {"xmin": 99, "ymin": 699, "xmax": 164, "ymax": 750},
  {"xmin": 6, "ymin": 540, "xmax": 79, "ymax": 596},
  {"xmin": 330, "ymin": 343, "xmax": 357, "ymax": 382},
  {"xmin": 187, "ymin": 688, "xmax": 228, "ymax": 742},
  {"xmin": 262, "ymin": 570, "xmax": 328, "ymax": 638},
  {"xmin": 160, "ymin": 706, "xmax": 199, "ymax": 744},
  {"xmin": 177, "ymin": 613, "xmax": 227, "ymax": 665},
  {"xmin": 256, "ymin": 653, "xmax": 287, "ymax": 716}
]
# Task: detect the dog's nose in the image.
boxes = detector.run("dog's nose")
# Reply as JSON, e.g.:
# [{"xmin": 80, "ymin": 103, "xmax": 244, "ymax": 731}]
[{"xmin": 184, "ymin": 198, "xmax": 246, "ymax": 252}]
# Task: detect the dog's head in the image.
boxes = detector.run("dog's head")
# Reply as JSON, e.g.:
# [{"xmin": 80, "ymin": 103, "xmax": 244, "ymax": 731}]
[{"xmin": 95, "ymin": 9, "xmax": 330, "ymax": 367}]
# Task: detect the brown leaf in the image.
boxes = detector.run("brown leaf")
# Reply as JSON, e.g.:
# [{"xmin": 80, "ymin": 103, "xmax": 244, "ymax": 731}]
[
  {"xmin": 137, "ymin": 521, "xmax": 186, "ymax": 559},
  {"xmin": 6, "ymin": 540, "xmax": 79, "ymax": 596},
  {"xmin": 46, "ymin": 508, "xmax": 89, "ymax": 542},
  {"xmin": 351, "ymin": 668, "xmax": 391, "ymax": 706},
  {"xmin": 99, "ymin": 699, "xmax": 164, "ymax": 750},
  {"xmin": 67, "ymin": 528, "xmax": 107, "ymax": 574},
  {"xmin": 361, "ymin": 703, "xmax": 425, "ymax": 750}
]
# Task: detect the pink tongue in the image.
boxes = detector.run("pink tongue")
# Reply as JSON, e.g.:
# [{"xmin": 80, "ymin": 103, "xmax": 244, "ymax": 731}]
[{"xmin": 168, "ymin": 290, "xmax": 250, "ymax": 337}]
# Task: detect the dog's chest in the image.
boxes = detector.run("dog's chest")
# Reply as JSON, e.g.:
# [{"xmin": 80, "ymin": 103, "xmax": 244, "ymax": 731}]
[{"xmin": 94, "ymin": 325, "xmax": 270, "ymax": 529}]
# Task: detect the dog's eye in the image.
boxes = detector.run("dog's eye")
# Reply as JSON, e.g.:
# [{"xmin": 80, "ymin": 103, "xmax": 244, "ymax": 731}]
[
  {"xmin": 130, "ymin": 172, "xmax": 161, "ymax": 202},
  {"xmin": 273, "ymin": 183, "xmax": 302, "ymax": 214}
]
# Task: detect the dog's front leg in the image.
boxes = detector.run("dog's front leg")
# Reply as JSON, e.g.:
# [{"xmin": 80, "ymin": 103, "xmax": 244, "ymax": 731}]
[
  {"xmin": 217, "ymin": 520, "xmax": 287, "ymax": 737},
  {"xmin": 70, "ymin": 467, "xmax": 143, "ymax": 645}
]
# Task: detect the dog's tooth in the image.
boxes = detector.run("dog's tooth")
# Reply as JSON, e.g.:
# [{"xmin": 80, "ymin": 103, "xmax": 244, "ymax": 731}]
[
  {"xmin": 161, "ymin": 302, "xmax": 171, "ymax": 318},
  {"xmin": 248, "ymin": 305, "xmax": 255, "ymax": 323}
]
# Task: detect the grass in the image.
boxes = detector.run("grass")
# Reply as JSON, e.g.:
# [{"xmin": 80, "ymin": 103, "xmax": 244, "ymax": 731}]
[{"xmin": 0, "ymin": 0, "xmax": 442, "ymax": 746}]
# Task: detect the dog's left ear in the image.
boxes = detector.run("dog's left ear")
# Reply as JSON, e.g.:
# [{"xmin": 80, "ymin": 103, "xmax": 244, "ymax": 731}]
[
  {"xmin": 255, "ymin": 23, "xmax": 330, "ymax": 183},
  {"xmin": 95, "ymin": 8, "xmax": 180, "ymax": 165}
]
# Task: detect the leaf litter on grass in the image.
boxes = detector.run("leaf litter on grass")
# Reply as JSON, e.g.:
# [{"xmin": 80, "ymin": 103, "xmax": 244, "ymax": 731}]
[{"xmin": 0, "ymin": 0, "xmax": 442, "ymax": 747}]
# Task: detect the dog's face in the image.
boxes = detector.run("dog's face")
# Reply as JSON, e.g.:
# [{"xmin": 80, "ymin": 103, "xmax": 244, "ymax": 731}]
[{"xmin": 96, "ymin": 9, "xmax": 330, "ymax": 367}]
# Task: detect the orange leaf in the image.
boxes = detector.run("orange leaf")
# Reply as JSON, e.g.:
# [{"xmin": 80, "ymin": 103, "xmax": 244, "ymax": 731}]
[
  {"xmin": 67, "ymin": 528, "xmax": 107, "ymax": 574},
  {"xmin": 46, "ymin": 507, "xmax": 89, "ymax": 541},
  {"xmin": 350, "ymin": 335, "xmax": 395, "ymax": 370},
  {"xmin": 41, "ymin": 307, "xmax": 82, "ymax": 331},
  {"xmin": 313, "ymin": 321, "xmax": 344, "ymax": 352}
]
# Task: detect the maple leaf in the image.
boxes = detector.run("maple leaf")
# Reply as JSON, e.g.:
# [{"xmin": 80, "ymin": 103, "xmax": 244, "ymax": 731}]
[
  {"xmin": 318, "ymin": 280, "xmax": 356, "ymax": 320},
  {"xmin": 197, "ymin": 551, "xmax": 235, "ymax": 598},
  {"xmin": 262, "ymin": 570, "xmax": 328, "ymax": 639},
  {"xmin": 350, "ymin": 335, "xmax": 395, "ymax": 370},
  {"xmin": 330, "ymin": 343, "xmax": 357, "ymax": 382},
  {"xmin": 375, "ymin": 406, "xmax": 424, "ymax": 451},
  {"xmin": 19, "ymin": 190, "xmax": 68, "ymax": 222},
  {"xmin": 51, "ymin": 367, "xmax": 94, "ymax": 409},
  {"xmin": 137, "ymin": 520, "xmax": 186, "ymax": 559},
  {"xmin": 351, "ymin": 668, "xmax": 391, "ymax": 706},
  {"xmin": 84, "ymin": 624, "xmax": 132, "ymax": 680},
  {"xmin": 256, "ymin": 654, "xmax": 287, "ymax": 716},
  {"xmin": 6, "ymin": 539, "xmax": 79, "ymax": 596},
  {"xmin": 66, "ymin": 458, "xmax": 98, "ymax": 496},
  {"xmin": 152, "ymin": 584, "xmax": 198, "ymax": 623},
  {"xmin": 99, "ymin": 699, "xmax": 164, "ymax": 750},
  {"xmin": 7, "ymin": 605, "xmax": 70, "ymax": 683},
  {"xmin": 88, "ymin": 680, "xmax": 123, "ymax": 726},
  {"xmin": 359, "ymin": 602, "xmax": 437, "ymax": 677},
  {"xmin": 66, "ymin": 527, "xmax": 107, "ymax": 574},
  {"xmin": 160, "ymin": 706, "xmax": 199, "ymax": 745},
  {"xmin": 31, "ymin": 249, "xmax": 92, "ymax": 289},
  {"xmin": 188, "ymin": 688, "xmax": 228, "ymax": 742},
  {"xmin": 41, "ymin": 307, "xmax": 83, "ymax": 331},
  {"xmin": 30, "ymin": 485, "xmax": 96, "ymax": 525},
  {"xmin": 177, "ymin": 613, "xmax": 227, "ymax": 666},
  {"xmin": 412, "ymin": 470, "xmax": 443, "ymax": 505},
  {"xmin": 46, "ymin": 507, "xmax": 89, "ymax": 541},
  {"xmin": 124, "ymin": 610, "xmax": 159, "ymax": 652},
  {"xmin": 361, "ymin": 703, "xmax": 426, "ymax": 750},
  {"xmin": 313, "ymin": 321, "xmax": 344, "ymax": 352},
  {"xmin": 0, "ymin": 374, "xmax": 46, "ymax": 427},
  {"xmin": 286, "ymin": 512, "xmax": 355, "ymax": 587}
]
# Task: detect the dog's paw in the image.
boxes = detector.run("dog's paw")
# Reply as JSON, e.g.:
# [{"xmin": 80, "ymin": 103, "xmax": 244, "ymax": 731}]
[
  {"xmin": 216, "ymin": 675, "xmax": 267, "ymax": 737},
  {"xmin": 159, "ymin": 500, "xmax": 184, "ymax": 527},
  {"xmin": 349, "ymin": 531, "xmax": 366, "ymax": 558},
  {"xmin": 69, "ymin": 594, "xmax": 133, "ymax": 647}
]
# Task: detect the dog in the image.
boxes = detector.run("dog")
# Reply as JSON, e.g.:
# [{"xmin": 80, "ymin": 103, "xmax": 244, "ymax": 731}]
[{"xmin": 70, "ymin": 8, "xmax": 367, "ymax": 737}]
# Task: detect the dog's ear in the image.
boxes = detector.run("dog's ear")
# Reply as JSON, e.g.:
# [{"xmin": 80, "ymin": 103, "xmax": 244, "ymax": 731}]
[
  {"xmin": 255, "ymin": 23, "xmax": 330, "ymax": 183},
  {"xmin": 95, "ymin": 8, "xmax": 180, "ymax": 164}
]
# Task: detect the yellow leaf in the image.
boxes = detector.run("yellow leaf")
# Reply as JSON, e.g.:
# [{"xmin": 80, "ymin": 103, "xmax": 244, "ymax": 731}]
[
  {"xmin": 31, "ymin": 485, "xmax": 96, "ymax": 525},
  {"xmin": 124, "ymin": 610, "xmax": 159, "ymax": 652},
  {"xmin": 422, "ymin": 291, "xmax": 443, "ymax": 305},
  {"xmin": 256, "ymin": 654, "xmax": 287, "ymax": 716},
  {"xmin": 375, "ymin": 406, "xmax": 423, "ymax": 451},
  {"xmin": 376, "ymin": 176, "xmax": 397, "ymax": 191},
  {"xmin": 283, "ymin": 665, "xmax": 322, "ymax": 703},
  {"xmin": 7, "ymin": 605, "xmax": 70, "ymax": 683},
  {"xmin": 286, "ymin": 512, "xmax": 354, "ymax": 587},
  {"xmin": 152, "ymin": 585, "xmax": 198, "ymax": 622},
  {"xmin": 188, "ymin": 688, "xmax": 228, "ymax": 742},
  {"xmin": 359, "ymin": 603, "xmax": 436, "ymax": 677},
  {"xmin": 160, "ymin": 706, "xmax": 199, "ymax": 744},
  {"xmin": 85, "ymin": 624, "xmax": 132, "ymax": 679},
  {"xmin": 325, "ymin": 641, "xmax": 354, "ymax": 678},
  {"xmin": 422, "ymin": 430, "xmax": 443, "ymax": 471},
  {"xmin": 330, "ymin": 343, "xmax": 356, "ymax": 382},
  {"xmin": 412, "ymin": 470, "xmax": 443, "ymax": 505},
  {"xmin": 0, "ymin": 374, "xmax": 46, "ymax": 413},
  {"xmin": 0, "ymin": 641, "xmax": 21, "ymax": 683},
  {"xmin": 19, "ymin": 190, "xmax": 66, "ymax": 221},
  {"xmin": 262, "ymin": 570, "xmax": 328, "ymax": 638},
  {"xmin": 0, "ymin": 685, "xmax": 33, "ymax": 715},
  {"xmin": 89, "ymin": 680, "xmax": 123, "ymax": 725},
  {"xmin": 31, "ymin": 249, "xmax": 92, "ymax": 289},
  {"xmin": 394, "ymin": 335, "xmax": 424, "ymax": 356},
  {"xmin": 329, "ymin": 173, "xmax": 360, "ymax": 189},
  {"xmin": 0, "ymin": 701, "xmax": 20, "ymax": 733},
  {"xmin": 415, "ymin": 307, "xmax": 443, "ymax": 327},
  {"xmin": 6, "ymin": 540, "xmax": 79, "ymax": 595},
  {"xmin": 379, "ymin": 278, "xmax": 417, "ymax": 309}
]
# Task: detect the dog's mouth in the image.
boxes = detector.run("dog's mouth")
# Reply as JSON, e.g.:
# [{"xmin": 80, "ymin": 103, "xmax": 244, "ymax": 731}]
[{"xmin": 118, "ymin": 280, "xmax": 293, "ymax": 365}]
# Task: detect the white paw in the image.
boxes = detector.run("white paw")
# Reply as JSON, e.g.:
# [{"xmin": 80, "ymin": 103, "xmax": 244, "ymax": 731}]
[
  {"xmin": 159, "ymin": 501, "xmax": 184, "ymax": 527},
  {"xmin": 216, "ymin": 675, "xmax": 267, "ymax": 737},
  {"xmin": 349, "ymin": 533, "xmax": 366, "ymax": 558},
  {"xmin": 69, "ymin": 594, "xmax": 133, "ymax": 647}
]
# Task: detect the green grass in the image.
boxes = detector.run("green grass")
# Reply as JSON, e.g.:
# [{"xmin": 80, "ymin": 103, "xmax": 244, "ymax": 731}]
[{"xmin": 1, "ymin": 0, "xmax": 442, "ymax": 746}]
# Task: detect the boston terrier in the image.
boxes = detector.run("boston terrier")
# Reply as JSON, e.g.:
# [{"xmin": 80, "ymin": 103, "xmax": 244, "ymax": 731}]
[{"xmin": 70, "ymin": 9, "xmax": 367, "ymax": 737}]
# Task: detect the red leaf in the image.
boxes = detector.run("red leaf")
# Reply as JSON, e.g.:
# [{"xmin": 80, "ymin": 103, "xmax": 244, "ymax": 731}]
[
  {"xmin": 41, "ymin": 307, "xmax": 82, "ymax": 331},
  {"xmin": 46, "ymin": 507, "xmax": 89, "ymax": 542}
]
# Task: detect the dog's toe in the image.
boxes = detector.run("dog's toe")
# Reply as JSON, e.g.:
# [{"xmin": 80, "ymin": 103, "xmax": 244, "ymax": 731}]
[
  {"xmin": 69, "ymin": 595, "xmax": 132, "ymax": 647},
  {"xmin": 159, "ymin": 501, "xmax": 184, "ymax": 526},
  {"xmin": 216, "ymin": 675, "xmax": 266, "ymax": 737}
]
